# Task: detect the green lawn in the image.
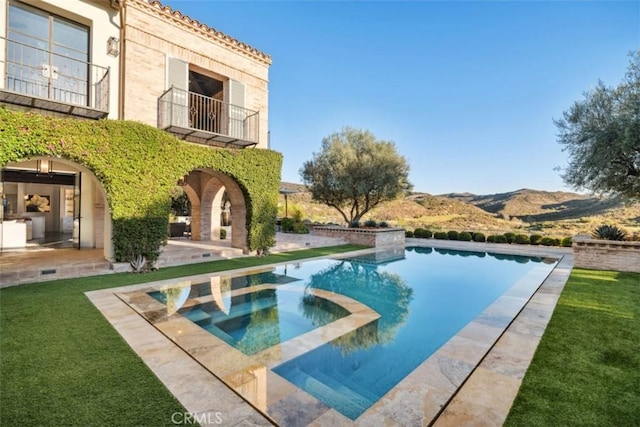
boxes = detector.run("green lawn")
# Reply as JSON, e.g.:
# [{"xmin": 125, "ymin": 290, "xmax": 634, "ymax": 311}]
[
  {"xmin": 505, "ymin": 268, "xmax": 640, "ymax": 426},
  {"xmin": 0, "ymin": 244, "xmax": 364, "ymax": 426}
]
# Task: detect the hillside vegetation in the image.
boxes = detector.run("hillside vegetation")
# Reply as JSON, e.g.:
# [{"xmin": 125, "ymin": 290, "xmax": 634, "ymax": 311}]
[{"xmin": 279, "ymin": 183, "xmax": 640, "ymax": 237}]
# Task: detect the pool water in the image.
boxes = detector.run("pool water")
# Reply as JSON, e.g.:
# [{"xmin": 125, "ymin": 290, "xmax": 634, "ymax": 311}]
[
  {"xmin": 190, "ymin": 290, "xmax": 349, "ymax": 355},
  {"xmin": 149, "ymin": 247, "xmax": 557, "ymax": 420},
  {"xmin": 149, "ymin": 272, "xmax": 350, "ymax": 355}
]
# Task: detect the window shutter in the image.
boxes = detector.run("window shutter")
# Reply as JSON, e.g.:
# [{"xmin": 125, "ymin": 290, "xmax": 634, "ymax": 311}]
[
  {"xmin": 166, "ymin": 56, "xmax": 187, "ymax": 90},
  {"xmin": 229, "ymin": 79, "xmax": 245, "ymax": 107},
  {"xmin": 228, "ymin": 80, "xmax": 245, "ymax": 138},
  {"xmin": 166, "ymin": 56, "xmax": 188, "ymax": 127}
]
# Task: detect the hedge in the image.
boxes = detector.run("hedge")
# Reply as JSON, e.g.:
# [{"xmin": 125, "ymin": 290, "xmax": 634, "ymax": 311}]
[
  {"xmin": 0, "ymin": 108, "xmax": 282, "ymax": 262},
  {"xmin": 472, "ymin": 232, "xmax": 486, "ymax": 242},
  {"xmin": 458, "ymin": 231, "xmax": 472, "ymax": 241}
]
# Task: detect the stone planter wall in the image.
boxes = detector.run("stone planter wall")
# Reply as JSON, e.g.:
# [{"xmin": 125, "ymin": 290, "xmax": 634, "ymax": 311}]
[
  {"xmin": 110, "ymin": 262, "xmax": 133, "ymax": 273},
  {"xmin": 312, "ymin": 226, "xmax": 405, "ymax": 247},
  {"xmin": 572, "ymin": 236, "xmax": 640, "ymax": 273}
]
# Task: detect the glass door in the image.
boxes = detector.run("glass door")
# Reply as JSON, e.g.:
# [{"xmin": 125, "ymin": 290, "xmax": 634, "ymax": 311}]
[
  {"xmin": 7, "ymin": 1, "xmax": 89, "ymax": 105},
  {"xmin": 72, "ymin": 172, "xmax": 81, "ymax": 249}
]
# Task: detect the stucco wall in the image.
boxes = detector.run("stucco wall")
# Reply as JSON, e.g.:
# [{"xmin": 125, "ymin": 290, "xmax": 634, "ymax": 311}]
[
  {"xmin": 0, "ymin": 0, "xmax": 121, "ymax": 119},
  {"xmin": 572, "ymin": 236, "xmax": 640, "ymax": 273},
  {"xmin": 122, "ymin": 0, "xmax": 270, "ymax": 148}
]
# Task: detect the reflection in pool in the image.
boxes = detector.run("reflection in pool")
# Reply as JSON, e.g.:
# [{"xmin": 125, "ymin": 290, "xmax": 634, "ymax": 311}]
[{"xmin": 149, "ymin": 272, "xmax": 350, "ymax": 355}]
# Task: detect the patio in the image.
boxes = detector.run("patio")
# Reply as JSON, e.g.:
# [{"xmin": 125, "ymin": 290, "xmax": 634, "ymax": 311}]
[{"xmin": 0, "ymin": 233, "xmax": 348, "ymax": 288}]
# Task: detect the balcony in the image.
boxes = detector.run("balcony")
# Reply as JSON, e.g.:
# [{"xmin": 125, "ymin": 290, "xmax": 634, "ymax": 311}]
[
  {"xmin": 0, "ymin": 37, "xmax": 109, "ymax": 119},
  {"xmin": 158, "ymin": 87, "xmax": 259, "ymax": 148}
]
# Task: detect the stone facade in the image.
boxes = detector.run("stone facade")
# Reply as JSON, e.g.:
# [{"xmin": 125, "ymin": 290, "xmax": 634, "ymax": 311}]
[
  {"xmin": 312, "ymin": 226, "xmax": 406, "ymax": 247},
  {"xmin": 123, "ymin": 0, "xmax": 271, "ymax": 148},
  {"xmin": 572, "ymin": 236, "xmax": 640, "ymax": 273}
]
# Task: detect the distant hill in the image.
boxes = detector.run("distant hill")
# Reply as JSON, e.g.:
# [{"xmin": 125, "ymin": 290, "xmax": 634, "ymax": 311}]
[
  {"xmin": 279, "ymin": 183, "xmax": 640, "ymax": 236},
  {"xmin": 439, "ymin": 189, "xmax": 632, "ymax": 222}
]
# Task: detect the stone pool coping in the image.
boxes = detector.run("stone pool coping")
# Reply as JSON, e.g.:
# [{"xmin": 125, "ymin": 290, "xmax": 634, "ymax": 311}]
[{"xmin": 86, "ymin": 241, "xmax": 573, "ymax": 426}]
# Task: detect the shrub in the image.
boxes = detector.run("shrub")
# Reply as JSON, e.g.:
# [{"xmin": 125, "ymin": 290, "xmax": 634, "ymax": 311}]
[
  {"xmin": 281, "ymin": 217, "xmax": 294, "ymax": 233},
  {"xmin": 349, "ymin": 221, "xmax": 360, "ymax": 228},
  {"xmin": 378, "ymin": 221, "xmax": 389, "ymax": 228},
  {"xmin": 488, "ymin": 234, "xmax": 508, "ymax": 243},
  {"xmin": 514, "ymin": 234, "xmax": 530, "ymax": 245},
  {"xmin": 434, "ymin": 231, "xmax": 448, "ymax": 240},
  {"xmin": 293, "ymin": 223, "xmax": 310, "ymax": 234},
  {"xmin": 281, "ymin": 210, "xmax": 310, "ymax": 234},
  {"xmin": 113, "ymin": 217, "xmax": 166, "ymax": 265},
  {"xmin": 292, "ymin": 209, "xmax": 303, "ymax": 221},
  {"xmin": 447, "ymin": 230, "xmax": 459, "ymax": 240},
  {"xmin": 364, "ymin": 219, "xmax": 378, "ymax": 228},
  {"xmin": 530, "ymin": 234, "xmax": 543, "ymax": 245},
  {"xmin": 458, "ymin": 231, "xmax": 472, "ymax": 241},
  {"xmin": 561, "ymin": 236, "xmax": 572, "ymax": 247},
  {"xmin": 540, "ymin": 237, "xmax": 556, "ymax": 246},
  {"xmin": 592, "ymin": 224, "xmax": 628, "ymax": 241},
  {"xmin": 405, "ymin": 230, "xmax": 414, "ymax": 238},
  {"xmin": 280, "ymin": 220, "xmax": 307, "ymax": 235},
  {"xmin": 220, "ymin": 228, "xmax": 227, "ymax": 240},
  {"xmin": 473, "ymin": 232, "xmax": 486, "ymax": 242},
  {"xmin": 414, "ymin": 228, "xmax": 433, "ymax": 238},
  {"xmin": 504, "ymin": 232, "xmax": 516, "ymax": 244}
]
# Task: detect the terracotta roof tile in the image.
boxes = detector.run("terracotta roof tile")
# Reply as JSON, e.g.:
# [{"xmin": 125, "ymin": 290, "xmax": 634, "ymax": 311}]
[{"xmin": 140, "ymin": 0, "xmax": 272, "ymax": 64}]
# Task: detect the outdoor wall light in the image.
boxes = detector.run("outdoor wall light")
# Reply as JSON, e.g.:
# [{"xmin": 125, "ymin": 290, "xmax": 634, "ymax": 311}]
[
  {"xmin": 107, "ymin": 36, "xmax": 120, "ymax": 57},
  {"xmin": 36, "ymin": 160, "xmax": 52, "ymax": 174}
]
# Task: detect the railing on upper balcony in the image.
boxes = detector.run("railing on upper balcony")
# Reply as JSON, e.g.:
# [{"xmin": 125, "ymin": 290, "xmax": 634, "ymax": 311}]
[
  {"xmin": 0, "ymin": 36, "xmax": 109, "ymax": 118},
  {"xmin": 158, "ymin": 86, "xmax": 259, "ymax": 148}
]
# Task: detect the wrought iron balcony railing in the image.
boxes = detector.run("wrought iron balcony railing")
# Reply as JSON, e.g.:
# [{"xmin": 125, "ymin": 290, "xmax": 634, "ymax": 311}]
[
  {"xmin": 158, "ymin": 86, "xmax": 259, "ymax": 148},
  {"xmin": 0, "ymin": 36, "xmax": 109, "ymax": 119}
]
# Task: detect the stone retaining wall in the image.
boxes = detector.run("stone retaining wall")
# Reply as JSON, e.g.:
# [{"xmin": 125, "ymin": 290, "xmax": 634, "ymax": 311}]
[
  {"xmin": 572, "ymin": 236, "xmax": 640, "ymax": 273},
  {"xmin": 312, "ymin": 226, "xmax": 405, "ymax": 247}
]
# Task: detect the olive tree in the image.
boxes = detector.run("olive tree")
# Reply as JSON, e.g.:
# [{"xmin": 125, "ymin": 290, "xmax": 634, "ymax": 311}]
[
  {"xmin": 300, "ymin": 127, "xmax": 412, "ymax": 226},
  {"xmin": 555, "ymin": 51, "xmax": 640, "ymax": 200}
]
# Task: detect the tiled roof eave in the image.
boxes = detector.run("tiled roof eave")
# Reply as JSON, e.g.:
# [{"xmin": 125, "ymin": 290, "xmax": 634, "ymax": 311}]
[{"xmin": 132, "ymin": 0, "xmax": 272, "ymax": 66}]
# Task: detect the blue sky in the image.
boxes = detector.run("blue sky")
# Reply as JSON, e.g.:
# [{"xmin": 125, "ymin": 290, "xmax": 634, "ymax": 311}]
[{"xmin": 162, "ymin": 0, "xmax": 639, "ymax": 195}]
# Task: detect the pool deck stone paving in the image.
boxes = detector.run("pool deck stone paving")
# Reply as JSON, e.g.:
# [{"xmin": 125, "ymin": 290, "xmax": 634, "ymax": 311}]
[{"xmin": 85, "ymin": 238, "xmax": 572, "ymax": 426}]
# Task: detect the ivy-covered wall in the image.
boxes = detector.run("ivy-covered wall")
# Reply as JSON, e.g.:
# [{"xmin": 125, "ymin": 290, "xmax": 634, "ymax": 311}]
[{"xmin": 0, "ymin": 108, "xmax": 282, "ymax": 261}]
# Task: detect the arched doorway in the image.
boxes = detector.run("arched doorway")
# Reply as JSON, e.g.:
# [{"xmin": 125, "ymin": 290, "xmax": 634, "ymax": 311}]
[
  {"xmin": 177, "ymin": 169, "xmax": 248, "ymax": 253},
  {"xmin": 0, "ymin": 157, "xmax": 112, "ymax": 259}
]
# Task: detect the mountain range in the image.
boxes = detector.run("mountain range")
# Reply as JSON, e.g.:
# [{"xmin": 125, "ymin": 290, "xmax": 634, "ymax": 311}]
[{"xmin": 279, "ymin": 183, "xmax": 640, "ymax": 237}]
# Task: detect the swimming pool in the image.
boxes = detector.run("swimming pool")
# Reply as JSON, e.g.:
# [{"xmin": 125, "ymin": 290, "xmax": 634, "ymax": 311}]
[{"xmin": 121, "ymin": 246, "xmax": 558, "ymax": 422}]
